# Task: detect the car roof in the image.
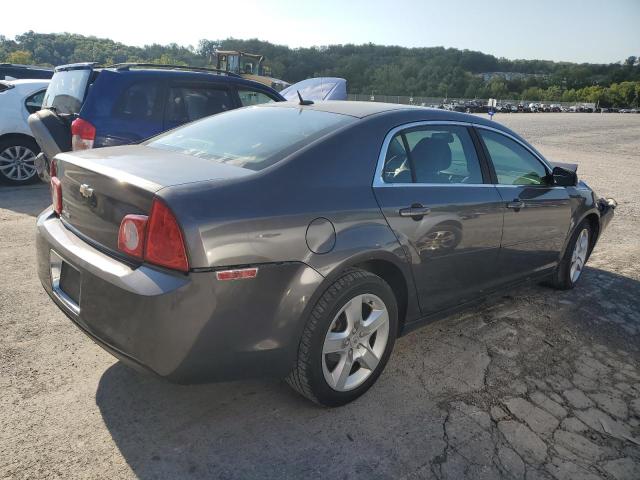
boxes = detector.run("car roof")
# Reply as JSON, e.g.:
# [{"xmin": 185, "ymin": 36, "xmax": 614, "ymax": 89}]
[
  {"xmin": 261, "ymin": 100, "xmax": 501, "ymax": 126},
  {"xmin": 53, "ymin": 62, "xmax": 281, "ymax": 94},
  {"xmin": 100, "ymin": 68, "xmax": 271, "ymax": 88},
  {"xmin": 262, "ymin": 100, "xmax": 422, "ymax": 118},
  {"xmin": 4, "ymin": 79, "xmax": 50, "ymax": 87}
]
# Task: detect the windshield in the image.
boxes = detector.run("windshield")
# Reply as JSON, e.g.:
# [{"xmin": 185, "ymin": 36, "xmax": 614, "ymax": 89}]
[
  {"xmin": 41, "ymin": 69, "xmax": 91, "ymax": 114},
  {"xmin": 145, "ymin": 106, "xmax": 355, "ymax": 171}
]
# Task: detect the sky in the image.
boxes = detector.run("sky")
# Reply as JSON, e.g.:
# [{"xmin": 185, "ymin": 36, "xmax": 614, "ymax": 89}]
[{"xmin": 3, "ymin": 0, "xmax": 639, "ymax": 64}]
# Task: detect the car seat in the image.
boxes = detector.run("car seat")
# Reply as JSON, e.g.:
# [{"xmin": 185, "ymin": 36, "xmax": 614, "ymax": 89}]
[{"xmin": 411, "ymin": 137, "xmax": 452, "ymax": 183}]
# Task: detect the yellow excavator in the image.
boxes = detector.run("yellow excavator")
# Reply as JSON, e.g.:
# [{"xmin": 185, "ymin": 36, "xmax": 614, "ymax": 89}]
[{"xmin": 214, "ymin": 50, "xmax": 289, "ymax": 91}]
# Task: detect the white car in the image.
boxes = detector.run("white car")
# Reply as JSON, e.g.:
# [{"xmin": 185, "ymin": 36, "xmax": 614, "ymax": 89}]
[{"xmin": 0, "ymin": 79, "xmax": 49, "ymax": 184}]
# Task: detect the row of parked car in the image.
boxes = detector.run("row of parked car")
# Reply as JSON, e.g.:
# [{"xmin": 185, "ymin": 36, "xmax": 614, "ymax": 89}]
[
  {"xmin": 0, "ymin": 62, "xmax": 347, "ymax": 185},
  {"xmin": 436, "ymin": 101, "xmax": 638, "ymax": 114}
]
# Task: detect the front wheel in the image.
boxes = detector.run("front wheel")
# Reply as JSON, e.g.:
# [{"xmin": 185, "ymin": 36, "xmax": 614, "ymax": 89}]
[
  {"xmin": 286, "ymin": 269, "xmax": 398, "ymax": 406},
  {"xmin": 547, "ymin": 220, "xmax": 592, "ymax": 290}
]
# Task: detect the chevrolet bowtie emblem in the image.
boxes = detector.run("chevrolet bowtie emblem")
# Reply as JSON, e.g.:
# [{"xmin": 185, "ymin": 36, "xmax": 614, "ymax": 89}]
[{"xmin": 79, "ymin": 184, "xmax": 94, "ymax": 199}]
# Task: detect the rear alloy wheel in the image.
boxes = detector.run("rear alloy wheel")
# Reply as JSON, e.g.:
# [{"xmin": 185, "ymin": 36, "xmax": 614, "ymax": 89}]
[
  {"xmin": 547, "ymin": 220, "xmax": 592, "ymax": 290},
  {"xmin": 287, "ymin": 269, "xmax": 398, "ymax": 406},
  {"xmin": 322, "ymin": 293, "xmax": 390, "ymax": 392},
  {"xmin": 0, "ymin": 138, "xmax": 40, "ymax": 185}
]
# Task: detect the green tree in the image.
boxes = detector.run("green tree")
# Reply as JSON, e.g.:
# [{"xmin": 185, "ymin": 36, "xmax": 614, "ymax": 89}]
[
  {"xmin": 2, "ymin": 32, "xmax": 639, "ymax": 105},
  {"xmin": 5, "ymin": 49, "xmax": 33, "ymax": 64}
]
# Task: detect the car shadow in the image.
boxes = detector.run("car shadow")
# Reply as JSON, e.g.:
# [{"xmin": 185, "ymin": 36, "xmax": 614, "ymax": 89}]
[
  {"xmin": 0, "ymin": 183, "xmax": 50, "ymax": 217},
  {"xmin": 95, "ymin": 266, "xmax": 639, "ymax": 479},
  {"xmin": 95, "ymin": 360, "xmax": 447, "ymax": 479}
]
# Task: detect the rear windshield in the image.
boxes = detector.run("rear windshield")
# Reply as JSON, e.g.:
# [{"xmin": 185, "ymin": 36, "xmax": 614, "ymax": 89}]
[
  {"xmin": 145, "ymin": 106, "xmax": 355, "ymax": 171},
  {"xmin": 41, "ymin": 69, "xmax": 91, "ymax": 114}
]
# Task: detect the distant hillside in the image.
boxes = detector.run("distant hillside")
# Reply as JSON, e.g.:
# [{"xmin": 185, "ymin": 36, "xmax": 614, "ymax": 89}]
[{"xmin": 1, "ymin": 31, "xmax": 638, "ymax": 106}]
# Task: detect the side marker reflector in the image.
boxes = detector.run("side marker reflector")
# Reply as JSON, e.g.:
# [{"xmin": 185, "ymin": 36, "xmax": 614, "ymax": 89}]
[{"xmin": 216, "ymin": 268, "xmax": 259, "ymax": 281}]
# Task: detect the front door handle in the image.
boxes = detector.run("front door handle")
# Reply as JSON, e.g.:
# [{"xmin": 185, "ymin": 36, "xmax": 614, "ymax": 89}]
[
  {"xmin": 506, "ymin": 199, "xmax": 525, "ymax": 210},
  {"xmin": 399, "ymin": 204, "xmax": 431, "ymax": 219}
]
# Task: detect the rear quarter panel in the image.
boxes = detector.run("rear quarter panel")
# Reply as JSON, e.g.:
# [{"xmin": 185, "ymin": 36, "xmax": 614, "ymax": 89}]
[
  {"xmin": 161, "ymin": 113, "xmax": 424, "ymax": 330},
  {"xmin": 161, "ymin": 116, "xmax": 405, "ymax": 271}
]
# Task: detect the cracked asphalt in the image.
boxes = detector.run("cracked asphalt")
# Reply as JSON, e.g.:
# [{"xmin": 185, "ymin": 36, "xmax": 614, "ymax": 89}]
[{"xmin": 1, "ymin": 113, "xmax": 639, "ymax": 479}]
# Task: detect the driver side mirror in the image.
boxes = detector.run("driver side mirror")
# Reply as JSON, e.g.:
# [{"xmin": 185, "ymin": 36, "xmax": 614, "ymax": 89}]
[{"xmin": 551, "ymin": 166, "xmax": 577, "ymax": 187}]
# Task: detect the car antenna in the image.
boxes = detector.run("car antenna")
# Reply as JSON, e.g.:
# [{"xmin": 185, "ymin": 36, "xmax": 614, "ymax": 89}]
[{"xmin": 297, "ymin": 90, "xmax": 314, "ymax": 106}]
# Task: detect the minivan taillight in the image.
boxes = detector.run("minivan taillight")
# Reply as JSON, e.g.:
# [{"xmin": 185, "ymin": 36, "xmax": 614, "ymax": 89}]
[
  {"xmin": 144, "ymin": 199, "xmax": 189, "ymax": 272},
  {"xmin": 51, "ymin": 176, "xmax": 62, "ymax": 215},
  {"xmin": 71, "ymin": 117, "xmax": 96, "ymax": 151}
]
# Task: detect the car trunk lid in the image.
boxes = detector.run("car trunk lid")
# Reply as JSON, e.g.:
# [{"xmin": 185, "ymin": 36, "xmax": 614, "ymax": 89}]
[{"xmin": 55, "ymin": 145, "xmax": 251, "ymax": 254}]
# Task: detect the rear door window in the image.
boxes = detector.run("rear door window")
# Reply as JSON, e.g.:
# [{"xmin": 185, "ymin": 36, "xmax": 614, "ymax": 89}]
[
  {"xmin": 382, "ymin": 125, "xmax": 484, "ymax": 184},
  {"xmin": 382, "ymin": 135, "xmax": 412, "ymax": 183},
  {"xmin": 405, "ymin": 126, "xmax": 483, "ymax": 184},
  {"xmin": 237, "ymin": 89, "xmax": 278, "ymax": 106},
  {"xmin": 165, "ymin": 85, "xmax": 233, "ymax": 125},
  {"xmin": 113, "ymin": 82, "xmax": 161, "ymax": 120}
]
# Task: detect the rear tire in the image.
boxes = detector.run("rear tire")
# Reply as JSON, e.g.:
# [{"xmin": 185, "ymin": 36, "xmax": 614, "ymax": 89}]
[
  {"xmin": 286, "ymin": 269, "xmax": 398, "ymax": 407},
  {"xmin": 0, "ymin": 137, "xmax": 40, "ymax": 185},
  {"xmin": 546, "ymin": 220, "xmax": 592, "ymax": 290}
]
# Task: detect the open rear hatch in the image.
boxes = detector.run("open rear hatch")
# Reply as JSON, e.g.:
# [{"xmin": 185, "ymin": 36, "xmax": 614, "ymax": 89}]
[
  {"xmin": 54, "ymin": 145, "xmax": 251, "ymax": 256},
  {"xmin": 28, "ymin": 64, "xmax": 95, "ymax": 170}
]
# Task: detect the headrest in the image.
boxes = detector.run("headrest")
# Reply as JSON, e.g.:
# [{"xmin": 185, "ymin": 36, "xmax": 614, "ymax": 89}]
[{"xmin": 411, "ymin": 137, "xmax": 452, "ymax": 172}]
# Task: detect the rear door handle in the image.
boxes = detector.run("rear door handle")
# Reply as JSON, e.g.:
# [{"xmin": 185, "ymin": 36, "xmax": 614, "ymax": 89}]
[
  {"xmin": 506, "ymin": 199, "xmax": 525, "ymax": 210},
  {"xmin": 399, "ymin": 205, "xmax": 431, "ymax": 219}
]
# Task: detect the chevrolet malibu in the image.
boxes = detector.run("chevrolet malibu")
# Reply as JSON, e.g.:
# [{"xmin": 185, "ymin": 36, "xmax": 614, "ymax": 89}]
[{"xmin": 36, "ymin": 101, "xmax": 616, "ymax": 406}]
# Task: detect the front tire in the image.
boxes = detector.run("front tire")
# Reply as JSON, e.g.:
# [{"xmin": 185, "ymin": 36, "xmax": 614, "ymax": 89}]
[
  {"xmin": 286, "ymin": 269, "xmax": 398, "ymax": 407},
  {"xmin": 547, "ymin": 220, "xmax": 592, "ymax": 290},
  {"xmin": 0, "ymin": 137, "xmax": 40, "ymax": 185}
]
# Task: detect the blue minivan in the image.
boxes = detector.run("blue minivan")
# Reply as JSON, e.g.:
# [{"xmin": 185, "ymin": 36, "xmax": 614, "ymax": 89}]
[{"xmin": 28, "ymin": 63, "xmax": 285, "ymax": 180}]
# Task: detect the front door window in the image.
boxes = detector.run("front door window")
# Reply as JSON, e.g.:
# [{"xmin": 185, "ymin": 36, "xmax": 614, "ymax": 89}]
[{"xmin": 477, "ymin": 129, "xmax": 548, "ymax": 185}]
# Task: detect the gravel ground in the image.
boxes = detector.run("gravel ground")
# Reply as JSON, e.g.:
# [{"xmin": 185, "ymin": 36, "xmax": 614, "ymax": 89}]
[{"xmin": 1, "ymin": 113, "xmax": 639, "ymax": 479}]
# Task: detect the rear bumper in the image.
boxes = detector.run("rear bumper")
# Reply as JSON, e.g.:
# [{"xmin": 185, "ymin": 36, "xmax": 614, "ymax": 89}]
[{"xmin": 36, "ymin": 208, "xmax": 324, "ymax": 383}]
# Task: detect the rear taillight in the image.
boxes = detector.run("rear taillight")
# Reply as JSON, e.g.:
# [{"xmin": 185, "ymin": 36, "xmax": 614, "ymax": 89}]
[
  {"xmin": 50, "ymin": 158, "xmax": 57, "ymax": 178},
  {"xmin": 51, "ymin": 176, "xmax": 62, "ymax": 215},
  {"xmin": 144, "ymin": 199, "xmax": 189, "ymax": 272},
  {"xmin": 71, "ymin": 118, "xmax": 96, "ymax": 151},
  {"xmin": 117, "ymin": 215, "xmax": 148, "ymax": 258},
  {"xmin": 117, "ymin": 199, "xmax": 189, "ymax": 272}
]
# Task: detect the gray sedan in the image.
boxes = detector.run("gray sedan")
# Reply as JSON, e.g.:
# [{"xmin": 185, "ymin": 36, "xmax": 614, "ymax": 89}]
[{"xmin": 36, "ymin": 101, "xmax": 616, "ymax": 406}]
